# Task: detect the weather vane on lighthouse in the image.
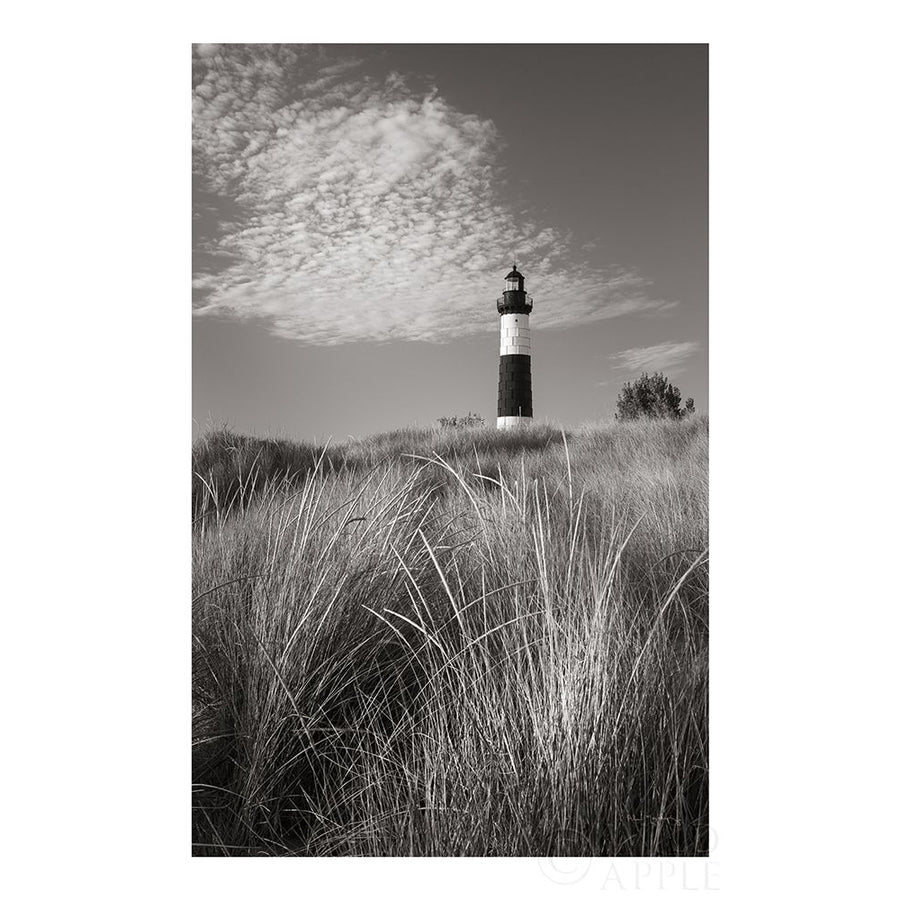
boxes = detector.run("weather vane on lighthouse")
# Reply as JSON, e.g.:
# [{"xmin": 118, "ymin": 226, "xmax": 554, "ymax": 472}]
[{"xmin": 496, "ymin": 263, "xmax": 533, "ymax": 429}]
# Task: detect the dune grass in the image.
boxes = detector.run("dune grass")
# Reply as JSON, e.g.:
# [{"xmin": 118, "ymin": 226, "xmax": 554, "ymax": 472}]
[{"xmin": 192, "ymin": 416, "xmax": 708, "ymax": 856}]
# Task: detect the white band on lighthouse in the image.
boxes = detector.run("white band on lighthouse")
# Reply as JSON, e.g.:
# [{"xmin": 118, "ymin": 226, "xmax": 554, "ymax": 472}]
[
  {"xmin": 497, "ymin": 415, "xmax": 530, "ymax": 429},
  {"xmin": 499, "ymin": 313, "xmax": 531, "ymax": 357}
]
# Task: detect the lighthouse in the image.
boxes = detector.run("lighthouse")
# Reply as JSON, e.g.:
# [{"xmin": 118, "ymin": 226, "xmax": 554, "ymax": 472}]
[{"xmin": 496, "ymin": 264, "xmax": 534, "ymax": 429}]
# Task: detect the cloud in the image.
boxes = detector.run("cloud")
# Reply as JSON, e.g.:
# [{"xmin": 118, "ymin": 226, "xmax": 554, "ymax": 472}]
[
  {"xmin": 192, "ymin": 44, "xmax": 665, "ymax": 345},
  {"xmin": 611, "ymin": 341, "xmax": 700, "ymax": 374}
]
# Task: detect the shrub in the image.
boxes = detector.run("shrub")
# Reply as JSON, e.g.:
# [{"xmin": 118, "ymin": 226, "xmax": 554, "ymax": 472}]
[
  {"xmin": 437, "ymin": 412, "xmax": 485, "ymax": 429},
  {"xmin": 615, "ymin": 371, "xmax": 695, "ymax": 421}
]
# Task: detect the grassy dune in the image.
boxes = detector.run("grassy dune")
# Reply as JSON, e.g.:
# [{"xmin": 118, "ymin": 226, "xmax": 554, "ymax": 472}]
[{"xmin": 192, "ymin": 417, "xmax": 708, "ymax": 856}]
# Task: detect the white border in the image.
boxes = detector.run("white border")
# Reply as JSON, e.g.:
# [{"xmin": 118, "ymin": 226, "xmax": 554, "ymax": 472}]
[{"xmin": 4, "ymin": 3, "xmax": 899, "ymax": 898}]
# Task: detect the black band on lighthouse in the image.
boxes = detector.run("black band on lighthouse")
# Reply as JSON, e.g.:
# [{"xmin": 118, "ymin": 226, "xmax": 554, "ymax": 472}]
[{"xmin": 497, "ymin": 354, "xmax": 533, "ymax": 418}]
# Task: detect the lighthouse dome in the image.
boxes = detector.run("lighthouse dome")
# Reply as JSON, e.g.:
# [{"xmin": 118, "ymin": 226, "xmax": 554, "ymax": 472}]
[{"xmin": 498, "ymin": 264, "xmax": 532, "ymax": 314}]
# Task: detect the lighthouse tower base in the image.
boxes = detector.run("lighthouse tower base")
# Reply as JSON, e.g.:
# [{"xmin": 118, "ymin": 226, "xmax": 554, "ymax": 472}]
[{"xmin": 497, "ymin": 416, "xmax": 532, "ymax": 430}]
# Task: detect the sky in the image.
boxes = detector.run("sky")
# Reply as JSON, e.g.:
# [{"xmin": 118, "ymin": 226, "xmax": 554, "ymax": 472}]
[{"xmin": 193, "ymin": 44, "xmax": 707, "ymax": 440}]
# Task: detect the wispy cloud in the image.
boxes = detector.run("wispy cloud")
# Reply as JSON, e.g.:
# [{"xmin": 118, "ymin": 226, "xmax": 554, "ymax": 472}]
[
  {"xmin": 192, "ymin": 44, "xmax": 665, "ymax": 345},
  {"xmin": 611, "ymin": 341, "xmax": 700, "ymax": 374}
]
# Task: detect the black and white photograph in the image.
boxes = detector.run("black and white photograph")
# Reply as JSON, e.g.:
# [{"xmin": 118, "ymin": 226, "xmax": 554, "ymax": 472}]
[
  {"xmin": 192, "ymin": 43, "xmax": 708, "ymax": 857},
  {"xmin": 7, "ymin": 4, "xmax": 900, "ymax": 895}
]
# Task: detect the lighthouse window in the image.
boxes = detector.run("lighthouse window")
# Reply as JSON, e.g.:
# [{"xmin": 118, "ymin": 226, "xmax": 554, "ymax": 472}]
[{"xmin": 506, "ymin": 279, "xmax": 520, "ymax": 291}]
